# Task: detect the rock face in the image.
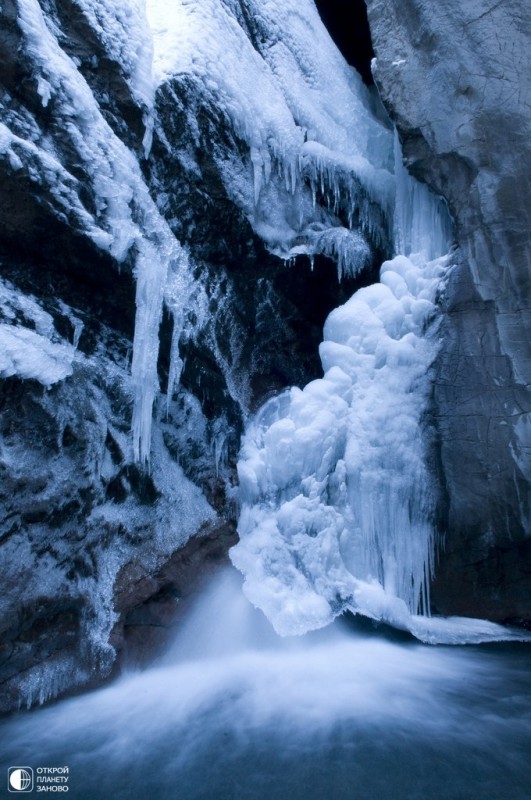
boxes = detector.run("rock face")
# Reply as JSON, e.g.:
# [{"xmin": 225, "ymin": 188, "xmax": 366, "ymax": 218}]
[
  {"xmin": 1, "ymin": 0, "xmax": 530, "ymax": 714},
  {"xmin": 365, "ymin": 0, "xmax": 531, "ymax": 619},
  {"xmin": 0, "ymin": 0, "xmax": 386, "ymax": 711}
]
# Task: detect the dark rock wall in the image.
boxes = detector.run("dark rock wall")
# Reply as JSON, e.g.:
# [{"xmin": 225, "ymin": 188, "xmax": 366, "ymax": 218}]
[
  {"xmin": 0, "ymin": 0, "xmax": 376, "ymax": 711},
  {"xmin": 365, "ymin": 0, "xmax": 531, "ymax": 619}
]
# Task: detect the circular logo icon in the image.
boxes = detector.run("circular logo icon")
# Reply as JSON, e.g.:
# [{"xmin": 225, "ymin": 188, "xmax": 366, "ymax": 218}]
[{"xmin": 9, "ymin": 769, "xmax": 32, "ymax": 791}]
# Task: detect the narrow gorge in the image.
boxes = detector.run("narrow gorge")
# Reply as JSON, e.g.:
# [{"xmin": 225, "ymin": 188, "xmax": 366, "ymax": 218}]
[{"xmin": 0, "ymin": 0, "xmax": 529, "ymax": 760}]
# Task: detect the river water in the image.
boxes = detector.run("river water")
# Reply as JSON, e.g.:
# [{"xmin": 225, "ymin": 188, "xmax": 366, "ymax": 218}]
[{"xmin": 1, "ymin": 569, "xmax": 530, "ymax": 800}]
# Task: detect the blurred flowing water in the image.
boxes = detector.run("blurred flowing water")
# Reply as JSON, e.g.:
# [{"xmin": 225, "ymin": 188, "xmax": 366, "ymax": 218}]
[{"xmin": 1, "ymin": 568, "xmax": 530, "ymax": 800}]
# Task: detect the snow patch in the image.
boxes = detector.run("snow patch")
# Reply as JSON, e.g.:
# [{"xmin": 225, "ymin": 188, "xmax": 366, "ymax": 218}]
[{"xmin": 0, "ymin": 324, "xmax": 74, "ymax": 387}]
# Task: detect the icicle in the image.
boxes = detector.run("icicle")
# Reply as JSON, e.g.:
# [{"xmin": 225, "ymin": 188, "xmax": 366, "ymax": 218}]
[
  {"xmin": 213, "ymin": 430, "xmax": 227, "ymax": 477},
  {"xmin": 142, "ymin": 111, "xmax": 154, "ymax": 158},
  {"xmin": 166, "ymin": 330, "xmax": 184, "ymax": 417},
  {"xmin": 131, "ymin": 237, "xmax": 194, "ymax": 465},
  {"xmin": 132, "ymin": 235, "xmax": 192, "ymax": 466},
  {"xmin": 289, "ymin": 158, "xmax": 297, "ymax": 194},
  {"xmin": 250, "ymin": 146, "xmax": 263, "ymax": 205},
  {"xmin": 164, "ymin": 251, "xmax": 193, "ymax": 418},
  {"xmin": 131, "ymin": 239, "xmax": 167, "ymax": 465},
  {"xmin": 304, "ymin": 226, "xmax": 371, "ymax": 282},
  {"xmin": 263, "ymin": 148, "xmax": 272, "ymax": 185},
  {"xmin": 72, "ymin": 319, "xmax": 84, "ymax": 349},
  {"xmin": 393, "ymin": 131, "xmax": 452, "ymax": 260}
]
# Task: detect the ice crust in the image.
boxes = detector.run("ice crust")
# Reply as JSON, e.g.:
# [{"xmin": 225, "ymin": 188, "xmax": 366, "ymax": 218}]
[
  {"xmin": 231, "ymin": 244, "xmax": 450, "ymax": 638},
  {"xmin": 0, "ymin": 324, "xmax": 74, "ymax": 386},
  {"xmin": 0, "ymin": 279, "xmax": 75, "ymax": 385}
]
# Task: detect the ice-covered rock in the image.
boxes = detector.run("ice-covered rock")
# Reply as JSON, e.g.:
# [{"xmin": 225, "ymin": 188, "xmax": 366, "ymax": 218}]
[
  {"xmin": 365, "ymin": 0, "xmax": 531, "ymax": 620},
  {"xmin": 0, "ymin": 0, "xmax": 390, "ymax": 710},
  {"xmin": 1, "ymin": 0, "xmax": 529, "ymax": 712},
  {"xmin": 146, "ymin": 0, "xmax": 394, "ymax": 260}
]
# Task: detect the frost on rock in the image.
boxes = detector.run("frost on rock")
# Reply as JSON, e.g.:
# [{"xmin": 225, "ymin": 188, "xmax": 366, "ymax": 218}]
[
  {"xmin": 69, "ymin": 0, "xmax": 156, "ymax": 155},
  {"xmin": 0, "ymin": 290, "xmax": 217, "ymax": 711},
  {"xmin": 69, "ymin": 0, "xmax": 154, "ymax": 103}
]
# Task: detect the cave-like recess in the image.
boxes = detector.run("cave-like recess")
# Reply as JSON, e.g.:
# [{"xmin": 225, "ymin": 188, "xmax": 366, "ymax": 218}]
[{"xmin": 314, "ymin": 0, "xmax": 375, "ymax": 84}]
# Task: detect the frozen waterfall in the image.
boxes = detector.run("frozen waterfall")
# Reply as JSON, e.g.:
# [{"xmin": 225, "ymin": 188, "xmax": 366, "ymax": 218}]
[
  {"xmin": 230, "ymin": 129, "xmax": 526, "ymax": 645},
  {"xmin": 141, "ymin": 0, "xmax": 528, "ymax": 642}
]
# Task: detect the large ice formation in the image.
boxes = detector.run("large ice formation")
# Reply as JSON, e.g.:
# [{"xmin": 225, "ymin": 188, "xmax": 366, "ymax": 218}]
[{"xmin": 231, "ymin": 129, "xmax": 528, "ymax": 644}]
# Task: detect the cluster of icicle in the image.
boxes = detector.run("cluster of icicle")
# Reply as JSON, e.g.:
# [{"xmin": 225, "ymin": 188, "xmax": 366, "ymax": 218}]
[
  {"xmin": 137, "ymin": 0, "xmax": 398, "ymax": 463},
  {"xmin": 2, "ymin": 0, "xmax": 192, "ymax": 465},
  {"xmin": 11, "ymin": 0, "xmax": 398, "ymax": 466}
]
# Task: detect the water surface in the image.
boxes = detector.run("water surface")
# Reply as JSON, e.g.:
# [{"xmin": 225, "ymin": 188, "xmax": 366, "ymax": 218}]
[{"xmin": 1, "ymin": 570, "xmax": 530, "ymax": 800}]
